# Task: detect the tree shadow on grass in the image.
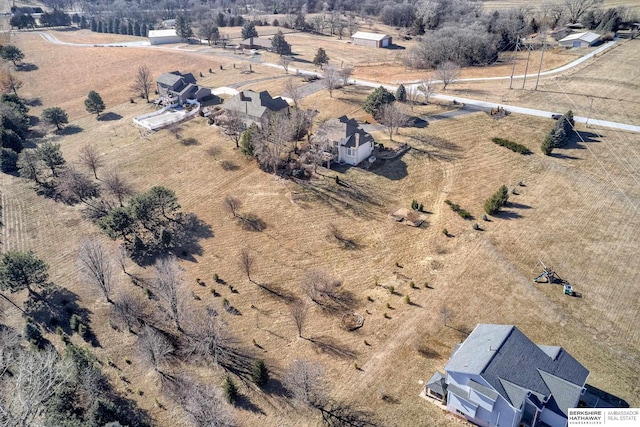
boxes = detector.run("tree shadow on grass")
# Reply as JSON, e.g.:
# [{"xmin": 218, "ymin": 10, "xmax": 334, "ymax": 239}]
[
  {"xmin": 369, "ymin": 156, "xmax": 408, "ymax": 181},
  {"xmin": 508, "ymin": 202, "xmax": 531, "ymax": 209},
  {"xmin": 16, "ymin": 63, "xmax": 38, "ymax": 72},
  {"xmin": 98, "ymin": 112, "xmax": 123, "ymax": 121},
  {"xmin": 237, "ymin": 394, "xmax": 266, "ymax": 415},
  {"xmin": 173, "ymin": 213, "xmax": 214, "ymax": 262},
  {"xmin": 263, "ymin": 377, "xmax": 289, "ymax": 398},
  {"xmin": 308, "ymin": 335, "xmax": 357, "ymax": 360},
  {"xmin": 492, "ymin": 210, "xmax": 522, "ymax": 220},
  {"xmin": 550, "ymin": 152, "xmax": 581, "ymax": 160},
  {"xmin": 25, "ymin": 97, "xmax": 42, "ymax": 107},
  {"xmin": 58, "ymin": 125, "xmax": 83, "ymax": 135},
  {"xmin": 23, "ymin": 284, "xmax": 101, "ymax": 347}
]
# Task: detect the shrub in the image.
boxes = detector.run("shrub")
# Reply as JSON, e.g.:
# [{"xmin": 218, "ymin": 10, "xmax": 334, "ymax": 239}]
[
  {"xmin": 484, "ymin": 185, "xmax": 509, "ymax": 215},
  {"xmin": 223, "ymin": 375, "xmax": 239, "ymax": 404},
  {"xmin": 213, "ymin": 273, "xmax": 219, "ymax": 283},
  {"xmin": 23, "ymin": 322, "xmax": 42, "ymax": 345},
  {"xmin": 386, "ymin": 302, "xmax": 392, "ymax": 309},
  {"xmin": 491, "ymin": 137, "xmax": 531, "ymax": 154},
  {"xmin": 442, "ymin": 228, "xmax": 449, "ymax": 236},
  {"xmin": 367, "ymin": 295, "xmax": 374, "ymax": 302},
  {"xmin": 70, "ymin": 314, "xmax": 82, "ymax": 332},
  {"xmin": 404, "ymin": 295, "xmax": 411, "ymax": 304},
  {"xmin": 410, "ymin": 281, "xmax": 417, "ymax": 289},
  {"xmin": 472, "ymin": 223, "xmax": 480, "ymax": 230},
  {"xmin": 482, "ymin": 214, "xmax": 489, "ymax": 221},
  {"xmin": 541, "ymin": 133, "xmax": 554, "ymax": 155},
  {"xmin": 444, "ymin": 199, "xmax": 473, "ymax": 220},
  {"xmin": 387, "ymin": 285, "xmax": 395, "ymax": 294},
  {"xmin": 252, "ymin": 359, "xmax": 269, "ymax": 388}
]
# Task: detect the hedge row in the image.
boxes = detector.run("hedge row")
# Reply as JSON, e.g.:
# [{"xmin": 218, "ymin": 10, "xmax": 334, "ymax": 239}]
[{"xmin": 491, "ymin": 137, "xmax": 531, "ymax": 154}]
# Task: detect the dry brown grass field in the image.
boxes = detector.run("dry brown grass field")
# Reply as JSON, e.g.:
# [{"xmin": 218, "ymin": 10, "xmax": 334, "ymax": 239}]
[
  {"xmin": 1, "ymin": 28, "xmax": 639, "ymax": 427},
  {"xmin": 449, "ymin": 38, "xmax": 640, "ymax": 126}
]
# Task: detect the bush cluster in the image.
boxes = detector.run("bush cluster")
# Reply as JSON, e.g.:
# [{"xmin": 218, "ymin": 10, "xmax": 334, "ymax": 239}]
[
  {"xmin": 491, "ymin": 137, "xmax": 531, "ymax": 154},
  {"xmin": 483, "ymin": 185, "xmax": 509, "ymax": 215},
  {"xmin": 444, "ymin": 200, "xmax": 473, "ymax": 220}
]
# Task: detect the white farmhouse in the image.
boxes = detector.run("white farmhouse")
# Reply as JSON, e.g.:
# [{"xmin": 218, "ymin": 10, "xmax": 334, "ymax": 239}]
[
  {"xmin": 313, "ymin": 115, "xmax": 375, "ymax": 167},
  {"xmin": 425, "ymin": 324, "xmax": 589, "ymax": 427}
]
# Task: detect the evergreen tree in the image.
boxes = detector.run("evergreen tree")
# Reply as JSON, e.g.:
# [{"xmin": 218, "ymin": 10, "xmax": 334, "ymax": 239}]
[
  {"xmin": 395, "ymin": 84, "xmax": 407, "ymax": 102},
  {"xmin": 41, "ymin": 107, "xmax": 69, "ymax": 131},
  {"xmin": 141, "ymin": 23, "xmax": 147, "ymax": 37},
  {"xmin": 241, "ymin": 21, "xmax": 258, "ymax": 39},
  {"xmin": 363, "ymin": 86, "xmax": 396, "ymax": 115},
  {"xmin": 80, "ymin": 16, "xmax": 88, "ymax": 29},
  {"xmin": 312, "ymin": 47, "xmax": 329, "ymax": 69},
  {"xmin": 134, "ymin": 21, "xmax": 141, "ymax": 36},
  {"xmin": 270, "ymin": 30, "xmax": 291, "ymax": 55},
  {"xmin": 97, "ymin": 20, "xmax": 103, "ymax": 33},
  {"xmin": 541, "ymin": 133, "xmax": 554, "ymax": 156},
  {"xmin": 252, "ymin": 360, "xmax": 270, "ymax": 388},
  {"xmin": 222, "ymin": 376, "xmax": 239, "ymax": 405},
  {"xmin": 85, "ymin": 91, "xmax": 105, "ymax": 118},
  {"xmin": 175, "ymin": 15, "xmax": 193, "ymax": 40}
]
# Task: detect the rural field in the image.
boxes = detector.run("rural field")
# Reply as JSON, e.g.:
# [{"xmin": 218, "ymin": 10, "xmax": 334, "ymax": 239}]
[{"xmin": 1, "ymin": 22, "xmax": 639, "ymax": 427}]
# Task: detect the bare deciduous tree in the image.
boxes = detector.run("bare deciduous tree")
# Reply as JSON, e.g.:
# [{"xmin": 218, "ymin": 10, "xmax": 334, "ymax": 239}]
[
  {"xmin": 176, "ymin": 376, "xmax": 235, "ymax": 427},
  {"xmin": 0, "ymin": 347, "xmax": 72, "ymax": 427},
  {"xmin": 238, "ymin": 248, "xmax": 255, "ymax": 283},
  {"xmin": 337, "ymin": 67, "xmax": 353, "ymax": 87},
  {"xmin": 418, "ymin": 74, "xmax": 434, "ymax": 104},
  {"xmin": 103, "ymin": 170, "xmax": 135, "ymax": 207},
  {"xmin": 55, "ymin": 167, "xmax": 103, "ymax": 214},
  {"xmin": 222, "ymin": 195, "xmax": 242, "ymax": 218},
  {"xmin": 564, "ymin": 0, "xmax": 603, "ymax": 23},
  {"xmin": 218, "ymin": 109, "xmax": 245, "ymax": 148},
  {"xmin": 300, "ymin": 135, "xmax": 330, "ymax": 173},
  {"xmin": 116, "ymin": 244, "xmax": 130, "ymax": 276},
  {"xmin": 254, "ymin": 112, "xmax": 294, "ymax": 174},
  {"xmin": 78, "ymin": 144, "xmax": 104, "ymax": 180},
  {"xmin": 290, "ymin": 299, "xmax": 308, "ymax": 338},
  {"xmin": 78, "ymin": 238, "xmax": 115, "ymax": 304},
  {"xmin": 180, "ymin": 309, "xmax": 235, "ymax": 368},
  {"xmin": 440, "ymin": 305, "xmax": 453, "ymax": 327},
  {"xmin": 283, "ymin": 78, "xmax": 302, "ymax": 109},
  {"xmin": 0, "ymin": 327, "xmax": 20, "ymax": 378},
  {"xmin": 284, "ymin": 359, "xmax": 327, "ymax": 408},
  {"xmin": 378, "ymin": 103, "xmax": 410, "ymax": 141},
  {"xmin": 279, "ymin": 55, "xmax": 292, "ymax": 74},
  {"xmin": 302, "ymin": 269, "xmax": 353, "ymax": 312},
  {"xmin": 290, "ymin": 108, "xmax": 318, "ymax": 152},
  {"xmin": 138, "ymin": 326, "xmax": 174, "ymax": 377},
  {"xmin": 0, "ymin": 69, "xmax": 23, "ymax": 96},
  {"xmin": 131, "ymin": 65, "xmax": 153, "ymax": 102},
  {"xmin": 436, "ymin": 61, "xmax": 460, "ymax": 90},
  {"xmin": 110, "ymin": 290, "xmax": 149, "ymax": 332},
  {"xmin": 153, "ymin": 255, "xmax": 186, "ymax": 332},
  {"xmin": 322, "ymin": 65, "xmax": 340, "ymax": 98}
]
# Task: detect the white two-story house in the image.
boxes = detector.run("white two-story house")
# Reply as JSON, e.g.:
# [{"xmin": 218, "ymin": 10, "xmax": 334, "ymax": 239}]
[{"xmin": 425, "ymin": 324, "xmax": 589, "ymax": 427}]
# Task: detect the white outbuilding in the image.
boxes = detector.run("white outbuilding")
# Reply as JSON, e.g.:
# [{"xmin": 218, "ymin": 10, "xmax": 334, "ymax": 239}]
[
  {"xmin": 148, "ymin": 29, "xmax": 182, "ymax": 45},
  {"xmin": 351, "ymin": 31, "xmax": 392, "ymax": 48},
  {"xmin": 558, "ymin": 32, "xmax": 600, "ymax": 48}
]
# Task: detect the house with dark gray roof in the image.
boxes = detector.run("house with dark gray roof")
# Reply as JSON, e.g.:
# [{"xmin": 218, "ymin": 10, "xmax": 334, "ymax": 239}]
[
  {"xmin": 312, "ymin": 115, "xmax": 375, "ymax": 167},
  {"xmin": 156, "ymin": 71, "xmax": 213, "ymax": 105},
  {"xmin": 222, "ymin": 90, "xmax": 289, "ymax": 126},
  {"xmin": 425, "ymin": 324, "xmax": 589, "ymax": 427}
]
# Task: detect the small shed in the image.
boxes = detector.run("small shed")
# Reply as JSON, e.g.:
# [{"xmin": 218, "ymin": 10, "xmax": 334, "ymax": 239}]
[
  {"xmin": 148, "ymin": 29, "xmax": 182, "ymax": 45},
  {"xmin": 558, "ymin": 32, "xmax": 600, "ymax": 48},
  {"xmin": 351, "ymin": 31, "xmax": 392, "ymax": 48},
  {"xmin": 239, "ymin": 37, "xmax": 273, "ymax": 50}
]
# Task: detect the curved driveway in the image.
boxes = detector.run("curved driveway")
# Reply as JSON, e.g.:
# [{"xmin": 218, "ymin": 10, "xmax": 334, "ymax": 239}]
[{"xmin": 34, "ymin": 31, "xmax": 639, "ymax": 132}]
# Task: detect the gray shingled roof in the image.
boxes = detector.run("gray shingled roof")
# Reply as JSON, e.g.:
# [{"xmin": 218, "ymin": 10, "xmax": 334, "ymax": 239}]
[
  {"xmin": 223, "ymin": 90, "xmax": 288, "ymax": 121},
  {"xmin": 315, "ymin": 115, "xmax": 374, "ymax": 148},
  {"xmin": 157, "ymin": 72, "xmax": 183, "ymax": 88},
  {"xmin": 468, "ymin": 380, "xmax": 499, "ymax": 401},
  {"xmin": 426, "ymin": 371, "xmax": 446, "ymax": 396},
  {"xmin": 447, "ymin": 324, "xmax": 589, "ymax": 417}
]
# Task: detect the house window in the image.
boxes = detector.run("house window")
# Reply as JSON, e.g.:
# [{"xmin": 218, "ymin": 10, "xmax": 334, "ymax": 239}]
[{"xmin": 346, "ymin": 148, "xmax": 355, "ymax": 156}]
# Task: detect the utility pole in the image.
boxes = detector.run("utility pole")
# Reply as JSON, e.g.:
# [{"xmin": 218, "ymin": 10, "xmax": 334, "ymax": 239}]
[
  {"xmin": 522, "ymin": 44, "xmax": 532, "ymax": 89},
  {"xmin": 509, "ymin": 36, "xmax": 520, "ymax": 90},
  {"xmin": 586, "ymin": 97, "xmax": 594, "ymax": 128},
  {"xmin": 534, "ymin": 37, "xmax": 546, "ymax": 91}
]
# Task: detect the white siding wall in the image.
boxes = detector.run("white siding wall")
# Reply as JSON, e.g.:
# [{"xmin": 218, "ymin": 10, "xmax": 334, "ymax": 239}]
[
  {"xmin": 150, "ymin": 35, "xmax": 182, "ymax": 45},
  {"xmin": 446, "ymin": 373, "xmax": 520, "ymax": 427},
  {"xmin": 539, "ymin": 407, "xmax": 567, "ymax": 427}
]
